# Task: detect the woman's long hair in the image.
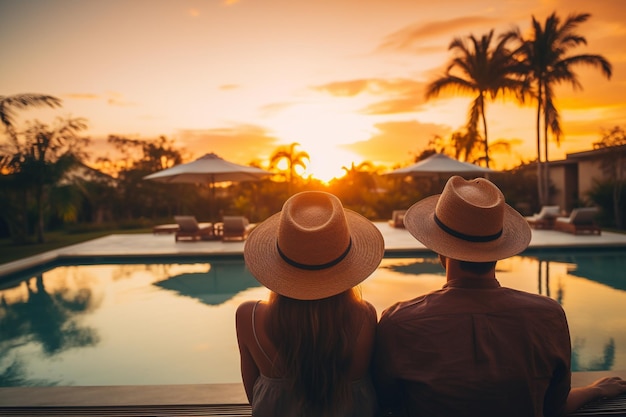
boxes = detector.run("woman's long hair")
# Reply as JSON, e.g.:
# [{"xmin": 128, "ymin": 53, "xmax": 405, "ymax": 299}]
[{"xmin": 266, "ymin": 288, "xmax": 367, "ymax": 415}]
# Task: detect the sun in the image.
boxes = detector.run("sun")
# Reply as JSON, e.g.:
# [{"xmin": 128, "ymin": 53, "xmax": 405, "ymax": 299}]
[
  {"xmin": 267, "ymin": 99, "xmax": 374, "ymax": 183},
  {"xmin": 301, "ymin": 147, "xmax": 363, "ymax": 183}
]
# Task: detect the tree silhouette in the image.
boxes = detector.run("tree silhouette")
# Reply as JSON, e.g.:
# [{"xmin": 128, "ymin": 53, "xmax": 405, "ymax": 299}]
[
  {"xmin": 1, "ymin": 117, "xmax": 90, "ymax": 243},
  {"xmin": 0, "ymin": 94, "xmax": 61, "ymax": 139},
  {"xmin": 426, "ymin": 30, "xmax": 524, "ymax": 168},
  {"xmin": 592, "ymin": 126, "xmax": 626, "ymax": 228},
  {"xmin": 509, "ymin": 12, "xmax": 612, "ymax": 205},
  {"xmin": 269, "ymin": 142, "xmax": 310, "ymax": 195}
]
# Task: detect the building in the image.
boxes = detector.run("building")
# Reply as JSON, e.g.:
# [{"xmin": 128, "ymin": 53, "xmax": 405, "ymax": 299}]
[{"xmin": 547, "ymin": 144, "xmax": 626, "ymax": 212}]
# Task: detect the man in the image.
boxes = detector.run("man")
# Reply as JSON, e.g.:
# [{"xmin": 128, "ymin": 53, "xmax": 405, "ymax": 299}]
[{"xmin": 375, "ymin": 176, "xmax": 625, "ymax": 417}]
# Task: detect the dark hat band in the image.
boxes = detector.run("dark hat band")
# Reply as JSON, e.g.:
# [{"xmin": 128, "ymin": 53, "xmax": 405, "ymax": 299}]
[
  {"xmin": 276, "ymin": 238, "xmax": 353, "ymax": 271},
  {"xmin": 434, "ymin": 214, "xmax": 502, "ymax": 243}
]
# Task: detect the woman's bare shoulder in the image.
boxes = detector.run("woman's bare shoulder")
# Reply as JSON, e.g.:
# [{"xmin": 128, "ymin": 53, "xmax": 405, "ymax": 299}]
[
  {"xmin": 362, "ymin": 300, "xmax": 378, "ymax": 321},
  {"xmin": 235, "ymin": 300, "xmax": 260, "ymax": 326}
]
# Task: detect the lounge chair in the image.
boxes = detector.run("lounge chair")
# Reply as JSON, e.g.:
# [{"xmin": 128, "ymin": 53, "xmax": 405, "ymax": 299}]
[
  {"xmin": 388, "ymin": 210, "xmax": 407, "ymax": 228},
  {"xmin": 554, "ymin": 207, "xmax": 601, "ymax": 235},
  {"xmin": 215, "ymin": 216, "xmax": 255, "ymax": 241},
  {"xmin": 152, "ymin": 223, "xmax": 179, "ymax": 234},
  {"xmin": 525, "ymin": 205, "xmax": 561, "ymax": 229},
  {"xmin": 174, "ymin": 216, "xmax": 214, "ymax": 242}
]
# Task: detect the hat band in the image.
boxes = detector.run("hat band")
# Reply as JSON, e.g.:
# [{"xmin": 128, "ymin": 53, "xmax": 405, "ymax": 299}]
[
  {"xmin": 276, "ymin": 238, "xmax": 353, "ymax": 271},
  {"xmin": 434, "ymin": 214, "xmax": 502, "ymax": 243}
]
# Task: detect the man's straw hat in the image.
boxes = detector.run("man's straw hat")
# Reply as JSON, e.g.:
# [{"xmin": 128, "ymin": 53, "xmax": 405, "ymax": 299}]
[
  {"xmin": 403, "ymin": 176, "xmax": 531, "ymax": 262},
  {"xmin": 244, "ymin": 191, "xmax": 384, "ymax": 300}
]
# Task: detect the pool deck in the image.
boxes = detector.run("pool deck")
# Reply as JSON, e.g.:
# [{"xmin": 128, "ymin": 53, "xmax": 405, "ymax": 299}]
[
  {"xmin": 1, "ymin": 224, "xmax": 626, "ymax": 414},
  {"xmin": 3, "ymin": 222, "xmax": 626, "ymax": 279}
]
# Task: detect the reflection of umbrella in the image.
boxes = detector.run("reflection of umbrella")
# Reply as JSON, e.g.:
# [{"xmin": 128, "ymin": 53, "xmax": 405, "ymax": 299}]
[
  {"xmin": 153, "ymin": 260, "xmax": 261, "ymax": 305},
  {"xmin": 384, "ymin": 153, "xmax": 494, "ymax": 177},
  {"xmin": 143, "ymin": 153, "xmax": 271, "ymax": 219},
  {"xmin": 382, "ymin": 259, "xmax": 445, "ymax": 276}
]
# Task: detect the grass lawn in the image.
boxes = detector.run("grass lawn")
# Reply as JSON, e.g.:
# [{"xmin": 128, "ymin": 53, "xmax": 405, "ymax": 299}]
[{"xmin": 0, "ymin": 228, "xmax": 152, "ymax": 265}]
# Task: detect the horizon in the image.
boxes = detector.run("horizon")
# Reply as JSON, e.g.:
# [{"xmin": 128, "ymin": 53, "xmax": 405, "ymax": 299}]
[{"xmin": 1, "ymin": 0, "xmax": 624, "ymax": 182}]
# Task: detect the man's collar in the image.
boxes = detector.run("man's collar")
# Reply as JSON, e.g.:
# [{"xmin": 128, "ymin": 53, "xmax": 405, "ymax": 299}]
[{"xmin": 443, "ymin": 277, "xmax": 501, "ymax": 289}]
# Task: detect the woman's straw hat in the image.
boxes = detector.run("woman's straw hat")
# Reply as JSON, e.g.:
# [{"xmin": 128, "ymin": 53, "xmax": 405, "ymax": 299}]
[
  {"xmin": 244, "ymin": 191, "xmax": 384, "ymax": 300},
  {"xmin": 403, "ymin": 176, "xmax": 531, "ymax": 262}
]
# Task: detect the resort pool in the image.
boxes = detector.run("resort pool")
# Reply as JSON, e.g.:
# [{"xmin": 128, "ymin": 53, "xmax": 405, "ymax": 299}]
[{"xmin": 1, "ymin": 250, "xmax": 625, "ymax": 387}]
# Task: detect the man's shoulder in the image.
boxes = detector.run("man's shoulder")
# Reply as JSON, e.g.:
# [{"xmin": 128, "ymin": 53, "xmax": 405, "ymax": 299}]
[
  {"xmin": 503, "ymin": 287, "xmax": 565, "ymax": 311},
  {"xmin": 379, "ymin": 292, "xmax": 437, "ymax": 323}
]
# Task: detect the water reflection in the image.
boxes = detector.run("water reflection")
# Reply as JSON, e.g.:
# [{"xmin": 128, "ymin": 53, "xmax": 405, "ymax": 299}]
[
  {"xmin": 0, "ymin": 272, "xmax": 100, "ymax": 386},
  {"xmin": 0, "ymin": 250, "xmax": 624, "ymax": 386},
  {"xmin": 153, "ymin": 260, "xmax": 260, "ymax": 306}
]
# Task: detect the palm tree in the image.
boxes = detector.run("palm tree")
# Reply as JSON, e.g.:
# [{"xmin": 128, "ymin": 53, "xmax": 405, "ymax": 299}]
[
  {"xmin": 269, "ymin": 142, "xmax": 310, "ymax": 195},
  {"xmin": 510, "ymin": 12, "xmax": 612, "ymax": 205},
  {"xmin": 425, "ymin": 30, "xmax": 524, "ymax": 168},
  {"xmin": 0, "ymin": 94, "xmax": 61, "ymax": 138}
]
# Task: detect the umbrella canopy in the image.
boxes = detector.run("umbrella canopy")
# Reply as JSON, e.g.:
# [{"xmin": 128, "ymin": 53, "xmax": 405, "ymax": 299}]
[
  {"xmin": 143, "ymin": 152, "xmax": 270, "ymax": 184},
  {"xmin": 383, "ymin": 153, "xmax": 494, "ymax": 177},
  {"xmin": 144, "ymin": 153, "xmax": 271, "ymax": 220}
]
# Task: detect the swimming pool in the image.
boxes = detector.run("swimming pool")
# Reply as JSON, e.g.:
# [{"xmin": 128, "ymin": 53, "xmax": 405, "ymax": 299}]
[{"xmin": 1, "ymin": 250, "xmax": 625, "ymax": 387}]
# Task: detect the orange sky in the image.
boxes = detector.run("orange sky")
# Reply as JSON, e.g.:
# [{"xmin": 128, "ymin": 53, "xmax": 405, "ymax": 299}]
[{"xmin": 1, "ymin": 0, "xmax": 625, "ymax": 181}]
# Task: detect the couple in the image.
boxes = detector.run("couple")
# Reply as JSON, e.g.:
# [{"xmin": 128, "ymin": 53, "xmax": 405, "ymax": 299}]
[{"xmin": 236, "ymin": 176, "xmax": 626, "ymax": 417}]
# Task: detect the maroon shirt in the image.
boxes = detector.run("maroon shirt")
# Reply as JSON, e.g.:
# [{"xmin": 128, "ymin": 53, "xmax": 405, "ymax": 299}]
[{"xmin": 375, "ymin": 276, "xmax": 571, "ymax": 417}]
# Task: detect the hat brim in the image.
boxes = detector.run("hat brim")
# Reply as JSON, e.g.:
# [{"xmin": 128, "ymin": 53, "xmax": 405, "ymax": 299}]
[
  {"xmin": 243, "ymin": 209, "xmax": 385, "ymax": 300},
  {"xmin": 404, "ymin": 195, "xmax": 531, "ymax": 262}
]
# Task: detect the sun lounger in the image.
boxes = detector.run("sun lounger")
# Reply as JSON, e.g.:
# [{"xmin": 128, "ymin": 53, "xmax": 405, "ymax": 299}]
[
  {"xmin": 388, "ymin": 210, "xmax": 407, "ymax": 228},
  {"xmin": 152, "ymin": 223, "xmax": 179, "ymax": 234},
  {"xmin": 525, "ymin": 205, "xmax": 561, "ymax": 229},
  {"xmin": 174, "ymin": 216, "xmax": 215, "ymax": 241},
  {"xmin": 214, "ymin": 216, "xmax": 255, "ymax": 241},
  {"xmin": 554, "ymin": 207, "xmax": 601, "ymax": 235}
]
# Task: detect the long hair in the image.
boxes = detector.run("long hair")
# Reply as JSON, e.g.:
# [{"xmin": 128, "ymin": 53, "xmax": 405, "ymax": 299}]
[{"xmin": 266, "ymin": 287, "xmax": 367, "ymax": 415}]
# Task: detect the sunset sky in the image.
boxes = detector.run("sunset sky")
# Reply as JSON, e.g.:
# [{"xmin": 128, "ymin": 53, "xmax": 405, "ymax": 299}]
[{"xmin": 1, "ymin": 0, "xmax": 625, "ymax": 181}]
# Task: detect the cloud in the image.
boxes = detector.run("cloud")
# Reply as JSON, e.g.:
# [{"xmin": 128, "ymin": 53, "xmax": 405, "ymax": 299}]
[
  {"xmin": 313, "ymin": 79, "xmax": 374, "ymax": 97},
  {"xmin": 61, "ymin": 92, "xmax": 135, "ymax": 107},
  {"xmin": 176, "ymin": 124, "xmax": 280, "ymax": 165},
  {"xmin": 341, "ymin": 120, "xmax": 452, "ymax": 166},
  {"xmin": 313, "ymin": 78, "xmax": 428, "ymax": 115},
  {"xmin": 258, "ymin": 101, "xmax": 296, "ymax": 117},
  {"xmin": 219, "ymin": 84, "xmax": 240, "ymax": 91},
  {"xmin": 314, "ymin": 78, "xmax": 422, "ymax": 97},
  {"xmin": 64, "ymin": 93, "xmax": 100, "ymax": 100},
  {"xmin": 106, "ymin": 92, "xmax": 135, "ymax": 107},
  {"xmin": 377, "ymin": 16, "xmax": 500, "ymax": 53}
]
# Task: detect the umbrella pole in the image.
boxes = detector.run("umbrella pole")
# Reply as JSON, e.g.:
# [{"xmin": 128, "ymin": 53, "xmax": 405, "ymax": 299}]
[{"xmin": 210, "ymin": 176, "xmax": 216, "ymax": 223}]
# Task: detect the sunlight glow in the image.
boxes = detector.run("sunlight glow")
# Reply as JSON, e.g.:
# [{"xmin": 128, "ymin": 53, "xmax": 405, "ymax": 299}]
[
  {"xmin": 304, "ymin": 147, "xmax": 363, "ymax": 183},
  {"xmin": 267, "ymin": 100, "xmax": 374, "ymax": 182}
]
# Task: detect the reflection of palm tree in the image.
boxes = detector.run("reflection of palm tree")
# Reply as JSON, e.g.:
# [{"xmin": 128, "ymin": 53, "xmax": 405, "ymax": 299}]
[
  {"xmin": 269, "ymin": 142, "xmax": 310, "ymax": 195},
  {"xmin": 426, "ymin": 30, "xmax": 523, "ymax": 168},
  {"xmin": 509, "ymin": 13, "xmax": 612, "ymax": 205},
  {"xmin": 571, "ymin": 338, "xmax": 615, "ymax": 372},
  {"xmin": 2, "ymin": 274, "xmax": 100, "ymax": 355}
]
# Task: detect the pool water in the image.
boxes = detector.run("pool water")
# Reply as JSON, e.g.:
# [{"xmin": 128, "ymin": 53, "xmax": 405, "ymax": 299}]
[{"xmin": 1, "ymin": 251, "xmax": 625, "ymax": 387}]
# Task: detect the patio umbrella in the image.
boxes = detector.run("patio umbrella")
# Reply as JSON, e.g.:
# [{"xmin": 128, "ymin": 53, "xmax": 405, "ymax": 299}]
[
  {"xmin": 143, "ymin": 152, "xmax": 271, "ymax": 220},
  {"xmin": 383, "ymin": 153, "xmax": 495, "ymax": 194},
  {"xmin": 383, "ymin": 153, "xmax": 494, "ymax": 177}
]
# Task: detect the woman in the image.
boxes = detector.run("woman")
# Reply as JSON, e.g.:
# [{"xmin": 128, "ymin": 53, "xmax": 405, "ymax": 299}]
[{"xmin": 236, "ymin": 191, "xmax": 384, "ymax": 416}]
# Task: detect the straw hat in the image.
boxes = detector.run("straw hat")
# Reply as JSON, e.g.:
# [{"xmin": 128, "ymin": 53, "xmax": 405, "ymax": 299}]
[
  {"xmin": 243, "ymin": 191, "xmax": 384, "ymax": 300},
  {"xmin": 403, "ymin": 176, "xmax": 531, "ymax": 262}
]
